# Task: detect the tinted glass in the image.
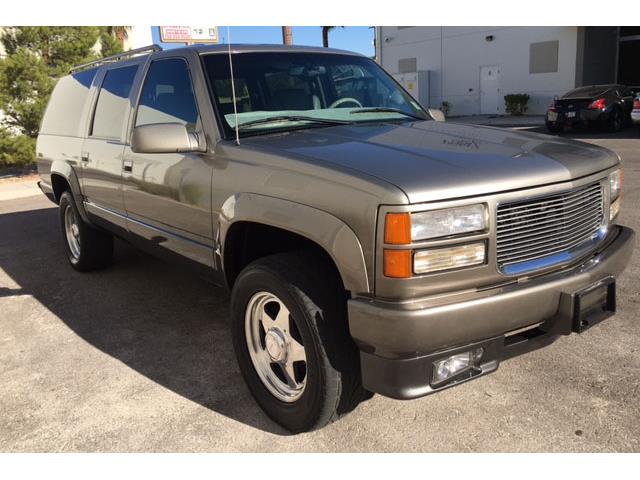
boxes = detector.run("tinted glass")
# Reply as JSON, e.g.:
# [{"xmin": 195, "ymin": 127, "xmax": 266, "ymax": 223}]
[
  {"xmin": 563, "ymin": 86, "xmax": 612, "ymax": 98},
  {"xmin": 40, "ymin": 68, "xmax": 98, "ymax": 137},
  {"xmin": 202, "ymin": 52, "xmax": 428, "ymax": 138},
  {"xmin": 91, "ymin": 65, "xmax": 138, "ymax": 139},
  {"xmin": 135, "ymin": 59, "xmax": 199, "ymax": 128}
]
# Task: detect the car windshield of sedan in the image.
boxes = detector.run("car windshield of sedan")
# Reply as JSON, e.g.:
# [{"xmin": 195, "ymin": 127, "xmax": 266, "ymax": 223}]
[{"xmin": 202, "ymin": 51, "xmax": 430, "ymax": 137}]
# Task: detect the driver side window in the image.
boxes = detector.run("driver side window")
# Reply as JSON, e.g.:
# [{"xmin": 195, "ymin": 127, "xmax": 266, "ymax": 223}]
[{"xmin": 136, "ymin": 58, "xmax": 200, "ymax": 129}]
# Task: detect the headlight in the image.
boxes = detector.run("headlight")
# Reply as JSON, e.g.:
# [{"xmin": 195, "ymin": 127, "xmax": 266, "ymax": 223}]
[
  {"xmin": 413, "ymin": 242, "xmax": 486, "ymax": 274},
  {"xmin": 609, "ymin": 169, "xmax": 622, "ymax": 201},
  {"xmin": 609, "ymin": 169, "xmax": 623, "ymax": 221},
  {"xmin": 610, "ymin": 198, "xmax": 621, "ymax": 221},
  {"xmin": 410, "ymin": 204, "xmax": 486, "ymax": 241},
  {"xmin": 383, "ymin": 205, "xmax": 488, "ymax": 278}
]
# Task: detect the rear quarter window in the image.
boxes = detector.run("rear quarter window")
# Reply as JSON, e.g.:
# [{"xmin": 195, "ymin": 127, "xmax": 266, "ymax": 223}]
[
  {"xmin": 40, "ymin": 68, "xmax": 98, "ymax": 137},
  {"xmin": 91, "ymin": 65, "xmax": 139, "ymax": 139}
]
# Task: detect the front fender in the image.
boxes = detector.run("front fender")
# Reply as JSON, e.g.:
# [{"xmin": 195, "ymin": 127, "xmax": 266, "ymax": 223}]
[{"xmin": 219, "ymin": 193, "xmax": 370, "ymax": 295}]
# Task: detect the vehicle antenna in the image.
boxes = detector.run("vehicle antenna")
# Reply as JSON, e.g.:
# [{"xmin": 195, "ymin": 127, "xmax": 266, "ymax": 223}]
[{"xmin": 227, "ymin": 26, "xmax": 240, "ymax": 145}]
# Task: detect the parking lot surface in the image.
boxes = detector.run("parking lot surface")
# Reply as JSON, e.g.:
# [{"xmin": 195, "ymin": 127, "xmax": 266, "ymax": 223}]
[{"xmin": 1, "ymin": 128, "xmax": 639, "ymax": 452}]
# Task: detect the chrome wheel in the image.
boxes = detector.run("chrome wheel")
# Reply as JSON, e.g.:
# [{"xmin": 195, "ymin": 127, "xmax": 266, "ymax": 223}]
[
  {"xmin": 245, "ymin": 291, "xmax": 307, "ymax": 402},
  {"xmin": 64, "ymin": 204, "xmax": 81, "ymax": 261}
]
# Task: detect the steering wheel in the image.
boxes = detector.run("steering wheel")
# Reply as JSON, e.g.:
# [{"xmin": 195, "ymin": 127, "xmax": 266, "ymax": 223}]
[{"xmin": 329, "ymin": 97, "xmax": 363, "ymax": 109}]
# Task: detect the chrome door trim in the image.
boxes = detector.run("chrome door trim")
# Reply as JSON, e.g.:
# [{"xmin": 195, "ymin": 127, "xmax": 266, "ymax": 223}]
[{"xmin": 84, "ymin": 200, "xmax": 214, "ymax": 261}]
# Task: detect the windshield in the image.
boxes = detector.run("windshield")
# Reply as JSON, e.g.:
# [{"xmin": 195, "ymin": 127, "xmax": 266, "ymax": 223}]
[{"xmin": 202, "ymin": 51, "xmax": 430, "ymax": 137}]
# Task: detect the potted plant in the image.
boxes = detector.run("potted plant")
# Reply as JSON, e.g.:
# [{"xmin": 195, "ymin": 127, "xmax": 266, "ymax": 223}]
[{"xmin": 440, "ymin": 101, "xmax": 451, "ymax": 117}]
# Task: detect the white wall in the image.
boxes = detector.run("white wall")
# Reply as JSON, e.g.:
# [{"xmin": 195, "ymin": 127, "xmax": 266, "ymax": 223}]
[
  {"xmin": 379, "ymin": 27, "xmax": 579, "ymax": 116},
  {"xmin": 124, "ymin": 26, "xmax": 154, "ymax": 51}
]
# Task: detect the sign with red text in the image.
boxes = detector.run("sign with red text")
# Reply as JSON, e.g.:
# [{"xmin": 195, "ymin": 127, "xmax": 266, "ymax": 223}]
[{"xmin": 160, "ymin": 26, "xmax": 218, "ymax": 44}]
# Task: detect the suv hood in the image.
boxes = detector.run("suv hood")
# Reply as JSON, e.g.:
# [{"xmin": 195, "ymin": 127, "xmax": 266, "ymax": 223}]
[{"xmin": 241, "ymin": 121, "xmax": 619, "ymax": 204}]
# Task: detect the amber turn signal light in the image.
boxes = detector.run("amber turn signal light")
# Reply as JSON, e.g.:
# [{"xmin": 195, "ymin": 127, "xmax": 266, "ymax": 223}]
[
  {"xmin": 383, "ymin": 249, "xmax": 412, "ymax": 278},
  {"xmin": 384, "ymin": 213, "xmax": 411, "ymax": 245}
]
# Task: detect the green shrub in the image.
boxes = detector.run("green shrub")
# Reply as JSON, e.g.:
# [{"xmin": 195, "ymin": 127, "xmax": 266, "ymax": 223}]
[
  {"xmin": 0, "ymin": 130, "xmax": 36, "ymax": 168},
  {"xmin": 504, "ymin": 93, "xmax": 530, "ymax": 116}
]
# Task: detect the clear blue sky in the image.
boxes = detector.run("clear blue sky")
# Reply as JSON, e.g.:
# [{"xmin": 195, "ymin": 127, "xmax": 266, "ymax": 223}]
[{"xmin": 151, "ymin": 26, "xmax": 374, "ymax": 57}]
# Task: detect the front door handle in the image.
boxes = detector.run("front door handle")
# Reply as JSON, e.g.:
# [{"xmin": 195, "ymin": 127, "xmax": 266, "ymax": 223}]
[
  {"xmin": 123, "ymin": 159, "xmax": 133, "ymax": 173},
  {"xmin": 80, "ymin": 152, "xmax": 90, "ymax": 163}
]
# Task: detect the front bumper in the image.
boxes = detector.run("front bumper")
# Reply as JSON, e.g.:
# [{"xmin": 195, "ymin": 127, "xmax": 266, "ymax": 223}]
[{"xmin": 348, "ymin": 225, "xmax": 635, "ymax": 399}]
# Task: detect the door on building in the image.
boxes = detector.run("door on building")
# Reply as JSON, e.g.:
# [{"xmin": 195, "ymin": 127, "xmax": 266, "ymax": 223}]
[{"xmin": 480, "ymin": 66, "xmax": 501, "ymax": 114}]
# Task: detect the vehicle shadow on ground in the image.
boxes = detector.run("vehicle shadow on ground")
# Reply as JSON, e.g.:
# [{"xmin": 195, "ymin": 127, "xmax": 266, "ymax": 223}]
[
  {"xmin": 523, "ymin": 124, "xmax": 639, "ymax": 140},
  {"xmin": 0, "ymin": 204, "xmax": 290, "ymax": 435}
]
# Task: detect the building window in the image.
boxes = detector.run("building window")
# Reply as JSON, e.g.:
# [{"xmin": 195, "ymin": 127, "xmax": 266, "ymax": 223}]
[
  {"xmin": 620, "ymin": 26, "xmax": 640, "ymax": 37},
  {"xmin": 529, "ymin": 41, "xmax": 559, "ymax": 74},
  {"xmin": 398, "ymin": 57, "xmax": 417, "ymax": 74}
]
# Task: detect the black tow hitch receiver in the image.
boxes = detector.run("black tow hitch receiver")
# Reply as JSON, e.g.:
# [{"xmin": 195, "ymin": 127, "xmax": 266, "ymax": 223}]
[{"xmin": 570, "ymin": 277, "xmax": 616, "ymax": 333}]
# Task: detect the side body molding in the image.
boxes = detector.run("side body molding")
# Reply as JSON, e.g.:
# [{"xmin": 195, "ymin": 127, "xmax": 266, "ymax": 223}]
[
  {"xmin": 50, "ymin": 160, "xmax": 91, "ymax": 223},
  {"xmin": 218, "ymin": 193, "xmax": 370, "ymax": 295}
]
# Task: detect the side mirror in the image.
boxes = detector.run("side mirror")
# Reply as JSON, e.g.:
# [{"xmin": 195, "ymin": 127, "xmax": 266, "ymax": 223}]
[
  {"xmin": 428, "ymin": 108, "xmax": 446, "ymax": 122},
  {"xmin": 131, "ymin": 123, "xmax": 203, "ymax": 154}
]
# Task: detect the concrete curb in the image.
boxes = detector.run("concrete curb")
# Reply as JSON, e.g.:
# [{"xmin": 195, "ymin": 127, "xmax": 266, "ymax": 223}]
[{"xmin": 0, "ymin": 180, "xmax": 41, "ymax": 201}]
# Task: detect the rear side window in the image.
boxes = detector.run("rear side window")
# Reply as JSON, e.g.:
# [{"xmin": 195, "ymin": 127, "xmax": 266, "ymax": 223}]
[
  {"xmin": 91, "ymin": 65, "xmax": 138, "ymax": 139},
  {"xmin": 40, "ymin": 68, "xmax": 98, "ymax": 137},
  {"xmin": 135, "ymin": 59, "xmax": 199, "ymax": 128}
]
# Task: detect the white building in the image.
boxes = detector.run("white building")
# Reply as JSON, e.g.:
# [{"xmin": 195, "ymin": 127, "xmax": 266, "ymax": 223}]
[
  {"xmin": 122, "ymin": 26, "xmax": 154, "ymax": 51},
  {"xmin": 376, "ymin": 27, "xmax": 640, "ymax": 116}
]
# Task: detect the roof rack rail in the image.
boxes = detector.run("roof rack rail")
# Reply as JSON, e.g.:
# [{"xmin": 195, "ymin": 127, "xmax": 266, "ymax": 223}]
[{"xmin": 69, "ymin": 44, "xmax": 163, "ymax": 74}]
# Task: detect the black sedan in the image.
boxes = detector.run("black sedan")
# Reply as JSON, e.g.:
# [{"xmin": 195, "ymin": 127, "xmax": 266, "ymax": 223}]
[{"xmin": 546, "ymin": 84, "xmax": 635, "ymax": 133}]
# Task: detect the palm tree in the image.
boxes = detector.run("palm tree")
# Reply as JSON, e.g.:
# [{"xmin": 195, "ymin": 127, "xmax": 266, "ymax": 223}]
[
  {"xmin": 281, "ymin": 27, "xmax": 293, "ymax": 45},
  {"xmin": 321, "ymin": 26, "xmax": 343, "ymax": 48}
]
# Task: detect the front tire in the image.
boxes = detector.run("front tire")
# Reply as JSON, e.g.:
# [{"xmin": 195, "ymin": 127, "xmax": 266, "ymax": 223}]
[
  {"xmin": 59, "ymin": 190, "xmax": 113, "ymax": 271},
  {"xmin": 230, "ymin": 252, "xmax": 367, "ymax": 433}
]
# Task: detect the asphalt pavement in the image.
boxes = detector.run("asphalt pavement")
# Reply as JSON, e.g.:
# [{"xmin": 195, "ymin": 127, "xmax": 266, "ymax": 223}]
[{"xmin": 0, "ymin": 127, "xmax": 638, "ymax": 452}]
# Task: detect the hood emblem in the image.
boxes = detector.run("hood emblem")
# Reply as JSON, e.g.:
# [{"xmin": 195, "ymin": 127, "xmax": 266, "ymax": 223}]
[{"xmin": 442, "ymin": 137, "xmax": 480, "ymax": 150}]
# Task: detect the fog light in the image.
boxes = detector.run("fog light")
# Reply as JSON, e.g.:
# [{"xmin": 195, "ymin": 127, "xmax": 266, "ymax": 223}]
[{"xmin": 431, "ymin": 347, "xmax": 484, "ymax": 386}]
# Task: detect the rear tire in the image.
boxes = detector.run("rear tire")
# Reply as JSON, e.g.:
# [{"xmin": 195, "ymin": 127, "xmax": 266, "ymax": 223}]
[
  {"xmin": 607, "ymin": 107, "xmax": 623, "ymax": 132},
  {"xmin": 230, "ymin": 251, "xmax": 368, "ymax": 433},
  {"xmin": 545, "ymin": 122, "xmax": 562, "ymax": 134},
  {"xmin": 59, "ymin": 190, "xmax": 113, "ymax": 272}
]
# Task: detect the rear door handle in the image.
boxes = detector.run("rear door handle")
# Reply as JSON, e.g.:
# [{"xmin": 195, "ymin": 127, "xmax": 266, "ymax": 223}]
[
  {"xmin": 80, "ymin": 152, "xmax": 90, "ymax": 163},
  {"xmin": 123, "ymin": 159, "xmax": 133, "ymax": 172}
]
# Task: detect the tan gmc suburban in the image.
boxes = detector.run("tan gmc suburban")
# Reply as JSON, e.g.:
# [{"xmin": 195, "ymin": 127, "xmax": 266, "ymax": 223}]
[{"xmin": 36, "ymin": 44, "xmax": 635, "ymax": 432}]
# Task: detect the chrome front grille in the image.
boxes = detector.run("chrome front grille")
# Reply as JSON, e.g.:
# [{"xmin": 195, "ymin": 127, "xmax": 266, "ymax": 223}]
[{"xmin": 496, "ymin": 183, "xmax": 604, "ymax": 270}]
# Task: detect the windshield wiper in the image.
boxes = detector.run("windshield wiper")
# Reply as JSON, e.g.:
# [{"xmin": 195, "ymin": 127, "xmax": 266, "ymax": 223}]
[
  {"xmin": 237, "ymin": 115, "xmax": 352, "ymax": 130},
  {"xmin": 349, "ymin": 107, "xmax": 427, "ymax": 120}
]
